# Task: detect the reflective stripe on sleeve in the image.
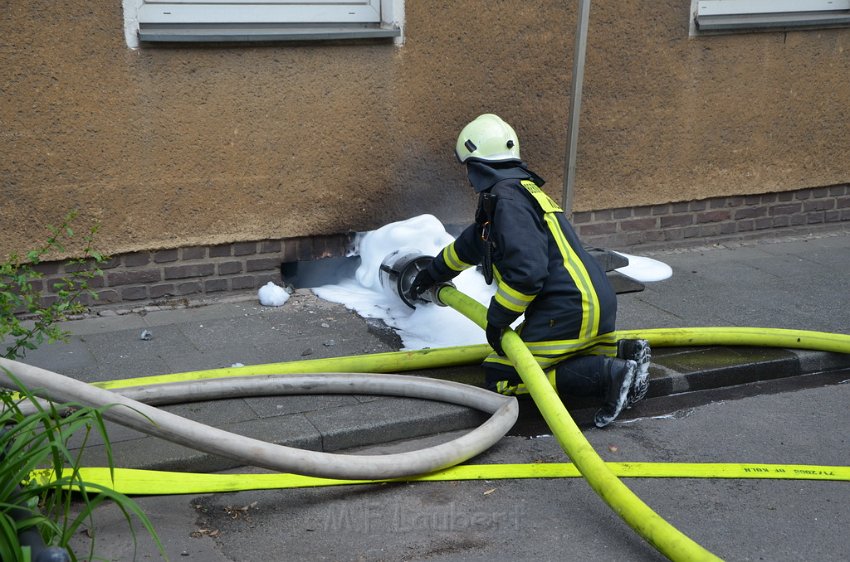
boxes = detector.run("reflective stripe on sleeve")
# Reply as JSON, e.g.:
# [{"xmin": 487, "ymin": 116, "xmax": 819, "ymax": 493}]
[
  {"xmin": 493, "ymin": 267, "xmax": 536, "ymax": 314},
  {"xmin": 494, "ymin": 283, "xmax": 535, "ymax": 313},
  {"xmin": 442, "ymin": 242, "xmax": 474, "ymax": 272}
]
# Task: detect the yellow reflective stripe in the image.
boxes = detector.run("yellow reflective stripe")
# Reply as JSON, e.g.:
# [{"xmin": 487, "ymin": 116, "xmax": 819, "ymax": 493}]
[
  {"xmin": 523, "ymin": 336, "xmax": 616, "ymax": 355},
  {"xmin": 485, "ymin": 334, "xmax": 617, "ymax": 370},
  {"xmin": 528, "ymin": 342, "xmax": 616, "ymax": 369},
  {"xmin": 495, "ymin": 380, "xmax": 514, "ymax": 395},
  {"xmin": 442, "ymin": 242, "xmax": 474, "ymax": 272},
  {"xmin": 495, "ymin": 284, "xmax": 534, "ymax": 313},
  {"xmin": 492, "ymin": 265, "xmax": 535, "ymax": 313},
  {"xmin": 546, "ymin": 369, "xmax": 558, "ymax": 390},
  {"xmin": 543, "ymin": 213, "xmax": 601, "ymax": 339},
  {"xmin": 494, "ymin": 380, "xmax": 530, "ymax": 396},
  {"xmin": 520, "ymin": 180, "xmax": 563, "ymax": 213}
]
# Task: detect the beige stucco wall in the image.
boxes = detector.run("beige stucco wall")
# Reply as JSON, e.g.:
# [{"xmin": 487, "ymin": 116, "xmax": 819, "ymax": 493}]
[{"xmin": 2, "ymin": 1, "xmax": 849, "ymax": 259}]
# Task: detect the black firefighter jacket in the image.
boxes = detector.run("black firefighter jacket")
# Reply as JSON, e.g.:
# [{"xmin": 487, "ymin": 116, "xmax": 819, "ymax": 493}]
[{"xmin": 427, "ymin": 162, "xmax": 618, "ymax": 373}]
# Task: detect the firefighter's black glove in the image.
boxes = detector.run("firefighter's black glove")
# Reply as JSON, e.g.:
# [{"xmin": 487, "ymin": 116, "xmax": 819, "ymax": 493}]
[
  {"xmin": 410, "ymin": 267, "xmax": 437, "ymax": 299},
  {"xmin": 486, "ymin": 323, "xmax": 506, "ymax": 356}
]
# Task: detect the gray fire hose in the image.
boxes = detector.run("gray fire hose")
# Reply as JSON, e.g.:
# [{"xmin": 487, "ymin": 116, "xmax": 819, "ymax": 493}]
[{"xmin": 0, "ymin": 358, "xmax": 517, "ymax": 480}]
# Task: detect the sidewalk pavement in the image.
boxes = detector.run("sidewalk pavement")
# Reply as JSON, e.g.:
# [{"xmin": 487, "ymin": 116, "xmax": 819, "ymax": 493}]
[{"xmin": 6, "ymin": 224, "xmax": 850, "ymax": 473}]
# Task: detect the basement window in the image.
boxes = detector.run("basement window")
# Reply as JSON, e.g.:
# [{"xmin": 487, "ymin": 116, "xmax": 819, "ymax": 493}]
[
  {"xmin": 123, "ymin": 0, "xmax": 403, "ymax": 47},
  {"xmin": 692, "ymin": 0, "xmax": 850, "ymax": 34}
]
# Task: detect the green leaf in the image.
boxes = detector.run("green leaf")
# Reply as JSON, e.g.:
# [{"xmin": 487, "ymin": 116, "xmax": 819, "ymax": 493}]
[{"xmin": 0, "ymin": 374, "xmax": 163, "ymax": 561}]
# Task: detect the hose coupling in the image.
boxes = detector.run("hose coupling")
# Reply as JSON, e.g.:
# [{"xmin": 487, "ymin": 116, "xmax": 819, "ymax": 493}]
[{"xmin": 378, "ymin": 250, "xmax": 453, "ymax": 309}]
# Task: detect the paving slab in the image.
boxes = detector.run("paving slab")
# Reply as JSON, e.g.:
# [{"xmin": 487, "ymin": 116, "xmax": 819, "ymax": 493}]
[{"xmin": 77, "ymin": 414, "xmax": 325, "ymax": 473}]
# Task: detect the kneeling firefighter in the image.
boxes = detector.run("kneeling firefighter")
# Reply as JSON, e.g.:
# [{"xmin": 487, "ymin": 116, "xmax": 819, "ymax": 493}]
[{"xmin": 411, "ymin": 114, "xmax": 650, "ymax": 427}]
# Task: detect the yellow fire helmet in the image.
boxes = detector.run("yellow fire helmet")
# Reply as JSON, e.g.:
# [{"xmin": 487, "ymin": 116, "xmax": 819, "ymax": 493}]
[{"xmin": 455, "ymin": 114, "xmax": 521, "ymax": 164}]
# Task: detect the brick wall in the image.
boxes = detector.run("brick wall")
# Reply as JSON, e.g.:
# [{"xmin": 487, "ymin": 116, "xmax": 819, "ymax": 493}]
[
  {"xmin": 573, "ymin": 184, "xmax": 849, "ymax": 249},
  {"xmin": 31, "ymin": 233, "xmax": 353, "ymax": 310},
  {"xmin": 29, "ymin": 184, "xmax": 850, "ymax": 310}
]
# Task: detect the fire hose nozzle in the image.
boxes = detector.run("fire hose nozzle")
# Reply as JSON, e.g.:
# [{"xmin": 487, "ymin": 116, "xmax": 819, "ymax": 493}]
[{"xmin": 379, "ymin": 250, "xmax": 453, "ymax": 309}]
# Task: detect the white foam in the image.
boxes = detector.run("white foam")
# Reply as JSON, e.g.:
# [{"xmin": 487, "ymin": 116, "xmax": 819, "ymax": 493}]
[
  {"xmin": 353, "ymin": 214, "xmax": 454, "ymax": 291},
  {"xmin": 314, "ymin": 215, "xmax": 496, "ymax": 350},
  {"xmin": 613, "ymin": 252, "xmax": 673, "ymax": 282},
  {"xmin": 315, "ymin": 215, "xmax": 672, "ymax": 349},
  {"xmin": 258, "ymin": 281, "xmax": 290, "ymax": 307}
]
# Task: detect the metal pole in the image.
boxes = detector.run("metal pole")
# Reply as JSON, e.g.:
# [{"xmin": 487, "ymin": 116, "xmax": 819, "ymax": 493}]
[{"xmin": 562, "ymin": 0, "xmax": 591, "ymax": 217}]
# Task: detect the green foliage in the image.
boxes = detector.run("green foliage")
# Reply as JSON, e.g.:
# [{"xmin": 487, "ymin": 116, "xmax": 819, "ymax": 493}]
[
  {"xmin": 1, "ymin": 210, "xmax": 106, "ymax": 360},
  {"xmin": 1, "ymin": 212, "xmax": 164, "ymax": 560},
  {"xmin": 0, "ymin": 375, "xmax": 165, "ymax": 561}
]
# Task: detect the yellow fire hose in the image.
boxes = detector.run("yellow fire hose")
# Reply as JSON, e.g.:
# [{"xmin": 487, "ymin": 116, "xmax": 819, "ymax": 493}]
[
  {"xmin": 88, "ymin": 327, "xmax": 849, "ymax": 392},
  {"xmin": 437, "ymin": 286, "xmax": 721, "ymax": 561},
  {"xmin": 10, "ymin": 288, "xmax": 849, "ymax": 560},
  {"xmin": 36, "ymin": 461, "xmax": 850, "ymax": 496}
]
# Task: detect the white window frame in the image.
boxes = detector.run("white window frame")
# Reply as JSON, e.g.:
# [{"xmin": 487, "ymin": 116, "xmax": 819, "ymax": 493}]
[
  {"xmin": 691, "ymin": 0, "xmax": 850, "ymax": 35},
  {"xmin": 122, "ymin": 0, "xmax": 404, "ymax": 48}
]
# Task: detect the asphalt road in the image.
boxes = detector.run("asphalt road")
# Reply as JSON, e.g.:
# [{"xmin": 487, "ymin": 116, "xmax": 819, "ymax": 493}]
[{"xmin": 69, "ymin": 373, "xmax": 850, "ymax": 562}]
